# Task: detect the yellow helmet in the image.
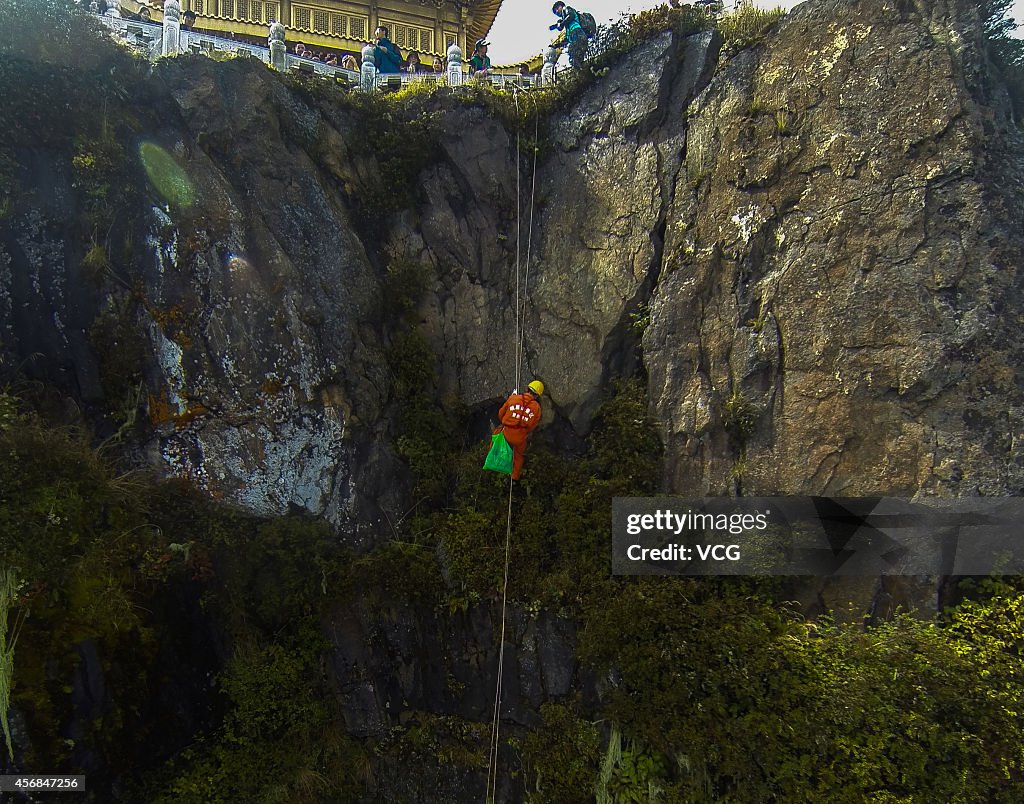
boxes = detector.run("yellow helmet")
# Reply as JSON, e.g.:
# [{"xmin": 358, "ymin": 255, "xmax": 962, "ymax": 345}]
[{"xmin": 527, "ymin": 380, "xmax": 545, "ymax": 396}]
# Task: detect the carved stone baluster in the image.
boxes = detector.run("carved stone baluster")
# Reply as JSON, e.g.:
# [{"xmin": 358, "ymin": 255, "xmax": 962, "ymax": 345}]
[
  {"xmin": 162, "ymin": 0, "xmax": 181, "ymax": 56},
  {"xmin": 361, "ymin": 44, "xmax": 377, "ymax": 91},
  {"xmin": 446, "ymin": 43, "xmax": 462, "ymax": 87},
  {"xmin": 268, "ymin": 21, "xmax": 286, "ymax": 71}
]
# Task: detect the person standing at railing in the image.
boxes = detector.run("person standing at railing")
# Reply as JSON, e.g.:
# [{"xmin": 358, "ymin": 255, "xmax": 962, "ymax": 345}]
[
  {"xmin": 550, "ymin": 2, "xmax": 588, "ymax": 67},
  {"xmin": 432, "ymin": 55, "xmax": 445, "ymax": 75},
  {"xmin": 469, "ymin": 39, "xmax": 492, "ymax": 78},
  {"xmin": 405, "ymin": 51, "xmax": 426, "ymax": 73},
  {"xmin": 342, "ymin": 54, "xmax": 359, "ymax": 71},
  {"xmin": 373, "ymin": 25, "xmax": 403, "ymax": 73}
]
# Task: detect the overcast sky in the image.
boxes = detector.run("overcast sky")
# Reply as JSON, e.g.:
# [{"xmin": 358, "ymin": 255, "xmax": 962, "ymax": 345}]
[{"xmin": 487, "ymin": 1, "xmax": 1024, "ymax": 64}]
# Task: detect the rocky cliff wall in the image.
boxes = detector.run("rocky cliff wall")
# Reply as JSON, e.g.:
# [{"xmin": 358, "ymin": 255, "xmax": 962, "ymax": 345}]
[
  {"xmin": 647, "ymin": 0, "xmax": 1024, "ymax": 505},
  {"xmin": 4, "ymin": 0, "xmax": 1024, "ymax": 798},
  {"xmin": 0, "ymin": 1, "xmax": 1019, "ymax": 612},
  {"xmin": 6, "ymin": 1, "xmax": 1019, "ymax": 542}
]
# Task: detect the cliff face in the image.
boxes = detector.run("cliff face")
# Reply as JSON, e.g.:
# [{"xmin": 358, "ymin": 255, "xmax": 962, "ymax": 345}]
[
  {"xmin": 647, "ymin": 0, "xmax": 1024, "ymax": 503},
  {"xmin": 4, "ymin": 2, "xmax": 1020, "ymax": 542},
  {"xmin": 3, "ymin": 0, "xmax": 1024, "ymax": 790}
]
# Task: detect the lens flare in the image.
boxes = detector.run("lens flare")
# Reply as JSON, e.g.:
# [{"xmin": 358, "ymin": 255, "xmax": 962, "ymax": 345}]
[
  {"xmin": 226, "ymin": 253, "xmax": 250, "ymax": 272},
  {"xmin": 139, "ymin": 141, "xmax": 195, "ymax": 208}
]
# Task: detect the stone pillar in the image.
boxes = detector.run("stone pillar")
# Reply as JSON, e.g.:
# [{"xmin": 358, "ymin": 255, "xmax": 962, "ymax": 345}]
[
  {"xmin": 360, "ymin": 44, "xmax": 377, "ymax": 92},
  {"xmin": 268, "ymin": 21, "xmax": 286, "ymax": 71},
  {"xmin": 446, "ymin": 43, "xmax": 462, "ymax": 87},
  {"xmin": 541, "ymin": 46, "xmax": 558, "ymax": 86},
  {"xmin": 162, "ymin": 0, "xmax": 181, "ymax": 56}
]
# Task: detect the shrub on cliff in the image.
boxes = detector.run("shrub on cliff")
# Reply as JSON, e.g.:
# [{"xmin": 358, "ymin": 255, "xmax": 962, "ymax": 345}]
[
  {"xmin": 0, "ymin": 0, "xmax": 112, "ymax": 68},
  {"xmin": 983, "ymin": 0, "xmax": 1024, "ymax": 121}
]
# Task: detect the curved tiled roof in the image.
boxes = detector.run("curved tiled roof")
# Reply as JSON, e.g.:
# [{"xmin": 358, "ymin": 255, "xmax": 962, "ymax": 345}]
[{"xmin": 468, "ymin": 0, "xmax": 504, "ymax": 43}]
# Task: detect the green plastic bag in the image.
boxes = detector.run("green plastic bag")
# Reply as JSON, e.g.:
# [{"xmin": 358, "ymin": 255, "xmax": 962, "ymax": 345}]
[{"xmin": 483, "ymin": 432, "xmax": 514, "ymax": 475}]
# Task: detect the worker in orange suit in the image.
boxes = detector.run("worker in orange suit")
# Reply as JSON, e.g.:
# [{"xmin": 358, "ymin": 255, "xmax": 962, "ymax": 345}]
[{"xmin": 496, "ymin": 380, "xmax": 544, "ymax": 480}]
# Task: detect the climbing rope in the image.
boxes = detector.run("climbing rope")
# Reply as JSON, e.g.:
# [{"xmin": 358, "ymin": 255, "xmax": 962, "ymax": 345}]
[
  {"xmin": 485, "ymin": 87, "xmax": 540, "ymax": 804},
  {"xmin": 518, "ymin": 108, "xmax": 540, "ymax": 385}
]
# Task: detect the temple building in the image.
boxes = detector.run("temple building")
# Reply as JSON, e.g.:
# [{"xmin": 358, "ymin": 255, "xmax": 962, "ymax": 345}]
[{"xmin": 180, "ymin": 0, "xmax": 504, "ymax": 58}]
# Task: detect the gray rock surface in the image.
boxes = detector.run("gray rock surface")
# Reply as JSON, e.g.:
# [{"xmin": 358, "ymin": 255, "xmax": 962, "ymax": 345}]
[
  {"xmin": 646, "ymin": 0, "xmax": 1024, "ymax": 505},
  {"xmin": 1, "ymin": 27, "xmax": 729, "ymax": 535}
]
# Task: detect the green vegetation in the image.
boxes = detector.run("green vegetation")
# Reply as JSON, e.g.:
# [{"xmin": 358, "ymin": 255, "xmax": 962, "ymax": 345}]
[
  {"xmin": 984, "ymin": 0, "xmax": 1024, "ymax": 68},
  {"xmin": 531, "ymin": 4, "xmax": 716, "ymax": 109},
  {"xmin": 152, "ymin": 631, "xmax": 364, "ymax": 804},
  {"xmin": 518, "ymin": 703, "xmax": 600, "ymax": 803},
  {"xmin": 578, "ymin": 581, "xmax": 1024, "ymax": 801},
  {"xmin": 0, "ymin": 391, "xmax": 355, "ymax": 797},
  {"xmin": 88, "ymin": 299, "xmax": 150, "ymax": 439},
  {"xmin": 325, "ymin": 89, "xmax": 444, "ymax": 230},
  {"xmin": 721, "ymin": 386, "xmax": 760, "ymax": 443},
  {"xmin": 592, "ymin": 3, "xmax": 716, "ymax": 63},
  {"xmin": 0, "ymin": 0, "xmax": 110, "ymax": 68},
  {"xmin": 983, "ymin": 0, "xmax": 1024, "ymax": 123},
  {"xmin": 597, "ymin": 725, "xmax": 669, "ymax": 804},
  {"xmin": 362, "ymin": 350, "xmax": 1024, "ymax": 801},
  {"xmin": 4, "ymin": 362, "xmax": 1024, "ymax": 801},
  {"xmin": 385, "ymin": 711, "xmax": 489, "ymax": 769},
  {"xmin": 773, "ymin": 108, "xmax": 795, "ymax": 135},
  {"xmin": 0, "ymin": 568, "xmax": 20, "ymax": 762},
  {"xmin": 1, "ymin": 392, "xmax": 154, "ymax": 768},
  {"xmin": 381, "ymin": 251, "xmax": 466, "ymax": 508},
  {"xmin": 72, "ymin": 134, "xmax": 131, "ymax": 233},
  {"xmin": 746, "ymin": 295, "xmax": 771, "ymax": 331},
  {"xmin": 717, "ymin": 4, "xmax": 786, "ymax": 49}
]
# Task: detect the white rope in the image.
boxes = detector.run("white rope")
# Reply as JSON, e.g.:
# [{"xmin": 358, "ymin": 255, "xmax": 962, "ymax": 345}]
[
  {"xmin": 513, "ymin": 91, "xmax": 523, "ymax": 394},
  {"xmin": 485, "ymin": 477, "xmax": 515, "ymax": 803},
  {"xmin": 486, "ymin": 87, "xmax": 540, "ymax": 804},
  {"xmin": 518, "ymin": 106, "xmax": 540, "ymax": 385}
]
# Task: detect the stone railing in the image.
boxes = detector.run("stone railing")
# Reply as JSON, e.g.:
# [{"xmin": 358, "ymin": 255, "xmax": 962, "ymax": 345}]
[{"xmin": 93, "ymin": 6, "xmax": 548, "ymax": 91}]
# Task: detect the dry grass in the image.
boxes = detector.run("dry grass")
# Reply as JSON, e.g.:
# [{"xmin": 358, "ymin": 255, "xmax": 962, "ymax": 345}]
[{"xmin": 718, "ymin": 5, "xmax": 786, "ymax": 45}]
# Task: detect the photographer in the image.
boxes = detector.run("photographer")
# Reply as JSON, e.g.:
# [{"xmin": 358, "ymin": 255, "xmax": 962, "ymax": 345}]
[{"xmin": 549, "ymin": 2, "xmax": 589, "ymax": 67}]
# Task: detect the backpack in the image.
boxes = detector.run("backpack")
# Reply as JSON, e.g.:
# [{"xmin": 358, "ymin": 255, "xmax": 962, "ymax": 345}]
[{"xmin": 578, "ymin": 11, "xmax": 597, "ymax": 38}]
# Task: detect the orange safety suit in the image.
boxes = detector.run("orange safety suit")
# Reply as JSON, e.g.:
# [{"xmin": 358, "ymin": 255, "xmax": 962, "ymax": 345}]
[{"xmin": 495, "ymin": 391, "xmax": 541, "ymax": 480}]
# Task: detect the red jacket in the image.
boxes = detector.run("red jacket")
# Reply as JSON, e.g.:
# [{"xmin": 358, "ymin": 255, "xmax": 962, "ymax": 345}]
[{"xmin": 499, "ymin": 392, "xmax": 541, "ymax": 432}]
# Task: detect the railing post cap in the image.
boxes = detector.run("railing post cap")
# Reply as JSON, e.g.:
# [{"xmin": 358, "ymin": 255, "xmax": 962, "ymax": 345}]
[
  {"xmin": 269, "ymin": 21, "xmax": 285, "ymax": 42},
  {"xmin": 544, "ymin": 46, "xmax": 558, "ymax": 63},
  {"xmin": 447, "ymin": 43, "xmax": 462, "ymax": 62},
  {"xmin": 361, "ymin": 43, "xmax": 376, "ymax": 63},
  {"xmin": 163, "ymin": 0, "xmax": 181, "ymax": 19}
]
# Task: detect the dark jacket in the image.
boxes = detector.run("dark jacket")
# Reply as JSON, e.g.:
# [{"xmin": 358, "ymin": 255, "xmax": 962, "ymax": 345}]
[
  {"xmin": 374, "ymin": 36, "xmax": 402, "ymax": 73},
  {"xmin": 553, "ymin": 6, "xmax": 584, "ymax": 36}
]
